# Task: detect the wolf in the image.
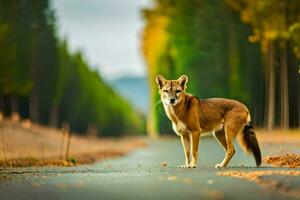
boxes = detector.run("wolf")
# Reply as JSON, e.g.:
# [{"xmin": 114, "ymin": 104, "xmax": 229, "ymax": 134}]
[{"xmin": 156, "ymin": 74, "xmax": 261, "ymax": 168}]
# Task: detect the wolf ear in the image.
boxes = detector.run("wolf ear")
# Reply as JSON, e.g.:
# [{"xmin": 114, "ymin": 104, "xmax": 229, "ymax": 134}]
[
  {"xmin": 156, "ymin": 75, "xmax": 166, "ymax": 90},
  {"xmin": 177, "ymin": 75, "xmax": 188, "ymax": 90}
]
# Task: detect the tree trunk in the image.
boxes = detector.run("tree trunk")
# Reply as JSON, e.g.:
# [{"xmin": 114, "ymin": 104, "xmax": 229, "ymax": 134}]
[
  {"xmin": 49, "ymin": 105, "xmax": 59, "ymax": 128},
  {"xmin": 29, "ymin": 91, "xmax": 39, "ymax": 122},
  {"xmin": 228, "ymin": 20, "xmax": 242, "ymax": 99},
  {"xmin": 0, "ymin": 96, "xmax": 4, "ymax": 113},
  {"xmin": 147, "ymin": 83, "xmax": 159, "ymax": 139},
  {"xmin": 30, "ymin": 26, "xmax": 39, "ymax": 123},
  {"xmin": 266, "ymin": 42, "xmax": 275, "ymax": 130},
  {"xmin": 10, "ymin": 95, "xmax": 18, "ymax": 113},
  {"xmin": 147, "ymin": 111, "xmax": 158, "ymax": 139},
  {"xmin": 279, "ymin": 41, "xmax": 289, "ymax": 129}
]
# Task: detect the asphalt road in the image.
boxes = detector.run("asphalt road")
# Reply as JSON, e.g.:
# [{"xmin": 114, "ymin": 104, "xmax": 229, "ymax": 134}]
[{"xmin": 0, "ymin": 137, "xmax": 299, "ymax": 200}]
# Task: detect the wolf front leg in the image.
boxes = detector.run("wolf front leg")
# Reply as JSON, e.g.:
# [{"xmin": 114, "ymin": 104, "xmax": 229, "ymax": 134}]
[
  {"xmin": 179, "ymin": 134, "xmax": 190, "ymax": 168},
  {"xmin": 189, "ymin": 131, "xmax": 201, "ymax": 168}
]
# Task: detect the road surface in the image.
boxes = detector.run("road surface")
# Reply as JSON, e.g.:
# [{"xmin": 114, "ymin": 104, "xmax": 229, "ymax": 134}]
[{"xmin": 0, "ymin": 137, "xmax": 299, "ymax": 200}]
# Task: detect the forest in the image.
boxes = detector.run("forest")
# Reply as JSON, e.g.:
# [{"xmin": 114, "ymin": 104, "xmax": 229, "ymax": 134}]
[
  {"xmin": 0, "ymin": 0, "xmax": 299, "ymax": 138},
  {"xmin": 0, "ymin": 1, "xmax": 144, "ymax": 136},
  {"xmin": 142, "ymin": 0, "xmax": 300, "ymax": 137}
]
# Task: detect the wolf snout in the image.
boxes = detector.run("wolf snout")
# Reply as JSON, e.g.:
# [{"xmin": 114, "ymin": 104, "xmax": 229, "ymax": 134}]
[{"xmin": 170, "ymin": 99, "xmax": 175, "ymax": 104}]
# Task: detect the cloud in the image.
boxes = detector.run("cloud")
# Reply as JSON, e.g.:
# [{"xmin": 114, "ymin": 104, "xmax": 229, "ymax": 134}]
[{"xmin": 53, "ymin": 0, "xmax": 152, "ymax": 79}]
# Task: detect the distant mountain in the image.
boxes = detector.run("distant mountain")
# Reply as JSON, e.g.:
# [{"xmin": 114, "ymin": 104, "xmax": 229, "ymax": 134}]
[{"xmin": 109, "ymin": 76, "xmax": 149, "ymax": 114}]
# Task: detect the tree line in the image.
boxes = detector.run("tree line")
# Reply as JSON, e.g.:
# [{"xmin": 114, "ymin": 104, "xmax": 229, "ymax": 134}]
[
  {"xmin": 141, "ymin": 0, "xmax": 300, "ymax": 137},
  {"xmin": 0, "ymin": 0, "xmax": 144, "ymax": 136}
]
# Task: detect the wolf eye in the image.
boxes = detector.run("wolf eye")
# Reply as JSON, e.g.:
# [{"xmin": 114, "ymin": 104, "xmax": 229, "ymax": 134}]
[
  {"xmin": 176, "ymin": 90, "xmax": 181, "ymax": 93},
  {"xmin": 163, "ymin": 90, "xmax": 169, "ymax": 93}
]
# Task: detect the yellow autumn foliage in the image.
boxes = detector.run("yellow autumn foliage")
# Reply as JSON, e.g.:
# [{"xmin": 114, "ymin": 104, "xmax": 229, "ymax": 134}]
[{"xmin": 142, "ymin": 15, "xmax": 169, "ymax": 77}]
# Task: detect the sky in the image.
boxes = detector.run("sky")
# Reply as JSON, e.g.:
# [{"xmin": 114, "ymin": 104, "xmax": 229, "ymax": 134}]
[{"xmin": 52, "ymin": 0, "xmax": 152, "ymax": 80}]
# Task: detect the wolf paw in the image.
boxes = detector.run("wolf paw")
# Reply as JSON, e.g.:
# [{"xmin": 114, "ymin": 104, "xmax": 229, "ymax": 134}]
[
  {"xmin": 188, "ymin": 164, "xmax": 197, "ymax": 168},
  {"xmin": 178, "ymin": 164, "xmax": 189, "ymax": 168},
  {"xmin": 214, "ymin": 163, "xmax": 224, "ymax": 169},
  {"xmin": 178, "ymin": 164, "xmax": 197, "ymax": 168}
]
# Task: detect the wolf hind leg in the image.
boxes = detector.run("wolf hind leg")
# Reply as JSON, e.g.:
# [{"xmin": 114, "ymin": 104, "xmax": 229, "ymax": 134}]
[
  {"xmin": 215, "ymin": 126, "xmax": 236, "ymax": 168},
  {"xmin": 213, "ymin": 128, "xmax": 227, "ymax": 152}
]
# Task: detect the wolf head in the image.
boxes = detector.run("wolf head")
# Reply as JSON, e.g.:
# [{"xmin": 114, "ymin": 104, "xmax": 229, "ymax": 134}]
[{"xmin": 156, "ymin": 75, "xmax": 188, "ymax": 106}]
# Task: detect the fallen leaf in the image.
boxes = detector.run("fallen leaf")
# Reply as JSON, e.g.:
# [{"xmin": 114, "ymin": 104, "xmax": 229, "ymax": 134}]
[
  {"xmin": 160, "ymin": 161, "xmax": 167, "ymax": 167},
  {"xmin": 167, "ymin": 176, "xmax": 177, "ymax": 181}
]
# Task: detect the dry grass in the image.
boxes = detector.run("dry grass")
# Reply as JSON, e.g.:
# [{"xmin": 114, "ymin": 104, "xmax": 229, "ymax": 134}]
[
  {"xmin": 256, "ymin": 129, "xmax": 300, "ymax": 145},
  {"xmin": 255, "ymin": 129, "xmax": 300, "ymax": 168},
  {"xmin": 0, "ymin": 120, "xmax": 146, "ymax": 167}
]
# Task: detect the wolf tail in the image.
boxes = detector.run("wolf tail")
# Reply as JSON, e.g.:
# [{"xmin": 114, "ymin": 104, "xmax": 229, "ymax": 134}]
[{"xmin": 240, "ymin": 124, "xmax": 262, "ymax": 167}]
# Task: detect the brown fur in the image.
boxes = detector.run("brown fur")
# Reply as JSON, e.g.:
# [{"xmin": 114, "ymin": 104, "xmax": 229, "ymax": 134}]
[{"xmin": 156, "ymin": 75, "xmax": 261, "ymax": 168}]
